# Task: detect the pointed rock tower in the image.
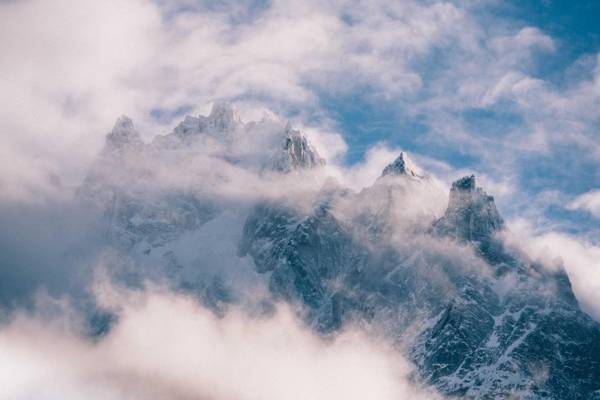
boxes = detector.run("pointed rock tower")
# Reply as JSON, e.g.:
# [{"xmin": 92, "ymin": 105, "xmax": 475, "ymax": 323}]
[
  {"xmin": 272, "ymin": 123, "xmax": 326, "ymax": 172},
  {"xmin": 171, "ymin": 102, "xmax": 242, "ymax": 138},
  {"xmin": 434, "ymin": 175, "xmax": 503, "ymax": 243},
  {"xmin": 380, "ymin": 152, "xmax": 423, "ymax": 178},
  {"xmin": 204, "ymin": 101, "xmax": 242, "ymax": 133},
  {"xmin": 103, "ymin": 116, "xmax": 143, "ymax": 152}
]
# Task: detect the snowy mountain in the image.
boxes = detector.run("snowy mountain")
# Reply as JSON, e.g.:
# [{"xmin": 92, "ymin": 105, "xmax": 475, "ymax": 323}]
[
  {"xmin": 380, "ymin": 151, "xmax": 424, "ymax": 179},
  {"xmin": 79, "ymin": 103, "xmax": 600, "ymax": 399},
  {"xmin": 272, "ymin": 123, "xmax": 326, "ymax": 172}
]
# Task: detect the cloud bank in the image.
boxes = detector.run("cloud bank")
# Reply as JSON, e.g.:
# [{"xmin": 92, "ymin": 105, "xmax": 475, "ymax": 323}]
[{"xmin": 0, "ymin": 284, "xmax": 438, "ymax": 400}]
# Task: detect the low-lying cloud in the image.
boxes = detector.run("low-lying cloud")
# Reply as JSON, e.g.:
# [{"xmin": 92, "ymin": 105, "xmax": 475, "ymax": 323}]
[
  {"xmin": 0, "ymin": 284, "xmax": 439, "ymax": 400},
  {"xmin": 504, "ymin": 219, "xmax": 600, "ymax": 320}
]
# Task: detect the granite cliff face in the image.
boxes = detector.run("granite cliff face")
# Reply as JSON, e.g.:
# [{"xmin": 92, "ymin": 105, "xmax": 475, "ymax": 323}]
[{"xmin": 80, "ymin": 103, "xmax": 600, "ymax": 399}]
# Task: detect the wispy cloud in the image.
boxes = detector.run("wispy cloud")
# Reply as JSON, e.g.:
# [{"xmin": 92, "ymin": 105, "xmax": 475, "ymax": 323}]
[
  {"xmin": 504, "ymin": 219, "xmax": 600, "ymax": 319},
  {"xmin": 567, "ymin": 189, "xmax": 600, "ymax": 218},
  {"xmin": 0, "ymin": 0, "xmax": 479, "ymax": 201}
]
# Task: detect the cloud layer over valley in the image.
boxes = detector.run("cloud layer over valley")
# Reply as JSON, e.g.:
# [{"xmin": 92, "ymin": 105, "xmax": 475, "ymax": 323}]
[{"xmin": 0, "ymin": 283, "xmax": 439, "ymax": 400}]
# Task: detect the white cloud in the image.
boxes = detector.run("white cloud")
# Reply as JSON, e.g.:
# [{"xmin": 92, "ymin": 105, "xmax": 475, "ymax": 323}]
[
  {"xmin": 481, "ymin": 71, "xmax": 546, "ymax": 106},
  {"xmin": 491, "ymin": 27, "xmax": 555, "ymax": 55},
  {"xmin": 0, "ymin": 0, "xmax": 161, "ymax": 201},
  {"xmin": 329, "ymin": 144, "xmax": 402, "ymax": 191},
  {"xmin": 300, "ymin": 125, "xmax": 348, "ymax": 164},
  {"xmin": 0, "ymin": 0, "xmax": 473, "ymax": 202},
  {"xmin": 0, "ymin": 284, "xmax": 439, "ymax": 400},
  {"xmin": 567, "ymin": 189, "xmax": 600, "ymax": 218},
  {"xmin": 504, "ymin": 219, "xmax": 600, "ymax": 320}
]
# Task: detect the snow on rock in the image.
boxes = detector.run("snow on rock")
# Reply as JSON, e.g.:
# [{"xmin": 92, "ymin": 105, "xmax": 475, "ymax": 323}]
[
  {"xmin": 380, "ymin": 152, "xmax": 424, "ymax": 179},
  {"xmin": 172, "ymin": 102, "xmax": 242, "ymax": 138},
  {"xmin": 272, "ymin": 123, "xmax": 326, "ymax": 173},
  {"xmin": 104, "ymin": 116, "xmax": 143, "ymax": 152}
]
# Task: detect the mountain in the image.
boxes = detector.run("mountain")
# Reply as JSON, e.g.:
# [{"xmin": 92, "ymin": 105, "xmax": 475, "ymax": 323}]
[
  {"xmin": 380, "ymin": 151, "xmax": 424, "ymax": 179},
  {"xmin": 80, "ymin": 103, "xmax": 600, "ymax": 399},
  {"xmin": 272, "ymin": 123, "xmax": 326, "ymax": 172},
  {"xmin": 78, "ymin": 103, "xmax": 322, "ymax": 305}
]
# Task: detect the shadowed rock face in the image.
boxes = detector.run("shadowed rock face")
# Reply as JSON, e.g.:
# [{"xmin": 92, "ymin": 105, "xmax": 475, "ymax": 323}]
[{"xmin": 434, "ymin": 175, "xmax": 503, "ymax": 243}]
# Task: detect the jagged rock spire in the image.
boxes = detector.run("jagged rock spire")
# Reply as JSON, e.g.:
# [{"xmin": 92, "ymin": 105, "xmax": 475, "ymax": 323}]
[
  {"xmin": 380, "ymin": 152, "xmax": 423, "ymax": 178},
  {"xmin": 104, "ymin": 116, "xmax": 143, "ymax": 151},
  {"xmin": 272, "ymin": 123, "xmax": 325, "ymax": 172},
  {"xmin": 434, "ymin": 175, "xmax": 503, "ymax": 242},
  {"xmin": 206, "ymin": 101, "xmax": 241, "ymax": 132},
  {"xmin": 172, "ymin": 102, "xmax": 242, "ymax": 137}
]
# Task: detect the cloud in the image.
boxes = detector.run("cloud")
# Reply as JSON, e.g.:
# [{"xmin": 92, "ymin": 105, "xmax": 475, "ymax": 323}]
[
  {"xmin": 79, "ymin": 113, "xmax": 336, "ymax": 213},
  {"xmin": 491, "ymin": 27, "xmax": 555, "ymax": 59},
  {"xmin": 0, "ymin": 284, "xmax": 439, "ymax": 400},
  {"xmin": 0, "ymin": 0, "xmax": 475, "ymax": 202},
  {"xmin": 0, "ymin": 0, "xmax": 161, "ymax": 201},
  {"xmin": 481, "ymin": 71, "xmax": 546, "ymax": 107},
  {"xmin": 567, "ymin": 189, "xmax": 600, "ymax": 218},
  {"xmin": 327, "ymin": 144, "xmax": 403, "ymax": 191},
  {"xmin": 504, "ymin": 219, "xmax": 600, "ymax": 320}
]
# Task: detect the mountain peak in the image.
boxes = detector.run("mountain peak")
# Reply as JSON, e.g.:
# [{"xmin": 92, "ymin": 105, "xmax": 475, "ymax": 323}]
[
  {"xmin": 452, "ymin": 174, "xmax": 476, "ymax": 191},
  {"xmin": 272, "ymin": 126, "xmax": 326, "ymax": 173},
  {"xmin": 206, "ymin": 101, "xmax": 241, "ymax": 132},
  {"xmin": 434, "ymin": 175, "xmax": 503, "ymax": 242},
  {"xmin": 170, "ymin": 102, "xmax": 242, "ymax": 138},
  {"xmin": 104, "ymin": 115, "xmax": 142, "ymax": 151},
  {"xmin": 380, "ymin": 152, "xmax": 422, "ymax": 178},
  {"xmin": 114, "ymin": 115, "xmax": 134, "ymax": 130}
]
